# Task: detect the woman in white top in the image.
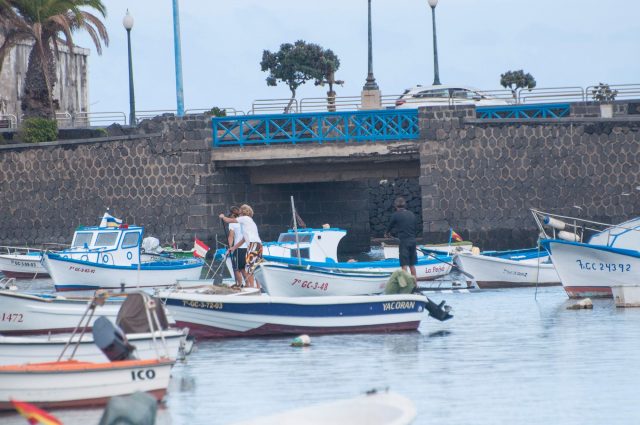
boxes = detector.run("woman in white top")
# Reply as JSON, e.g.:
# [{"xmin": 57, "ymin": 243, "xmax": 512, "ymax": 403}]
[
  {"xmin": 219, "ymin": 204, "xmax": 262, "ymax": 289},
  {"xmin": 227, "ymin": 206, "xmax": 248, "ymax": 287}
]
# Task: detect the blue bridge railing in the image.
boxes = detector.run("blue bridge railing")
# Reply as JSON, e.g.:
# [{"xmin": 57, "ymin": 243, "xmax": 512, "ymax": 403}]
[
  {"xmin": 212, "ymin": 109, "xmax": 419, "ymax": 147},
  {"xmin": 476, "ymin": 103, "xmax": 571, "ymax": 119}
]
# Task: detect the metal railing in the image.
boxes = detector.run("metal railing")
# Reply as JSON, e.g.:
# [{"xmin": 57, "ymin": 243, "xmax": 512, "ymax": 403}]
[
  {"xmin": 518, "ymin": 86, "xmax": 585, "ymax": 104},
  {"xmin": 74, "ymin": 111, "xmax": 127, "ymax": 127},
  {"xmin": 212, "ymin": 109, "xmax": 419, "ymax": 147},
  {"xmin": 476, "ymin": 103, "xmax": 571, "ymax": 119},
  {"xmin": 585, "ymin": 83, "xmax": 640, "ymax": 101},
  {"xmin": 184, "ymin": 107, "xmax": 245, "ymax": 116},
  {"xmin": 251, "ymin": 98, "xmax": 299, "ymax": 114}
]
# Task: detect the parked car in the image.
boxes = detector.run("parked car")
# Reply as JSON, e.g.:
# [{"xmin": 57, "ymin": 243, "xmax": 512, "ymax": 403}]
[{"xmin": 394, "ymin": 85, "xmax": 512, "ymax": 108}]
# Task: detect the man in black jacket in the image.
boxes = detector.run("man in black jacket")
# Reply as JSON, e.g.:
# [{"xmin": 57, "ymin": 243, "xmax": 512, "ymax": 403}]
[{"xmin": 385, "ymin": 197, "xmax": 417, "ymax": 281}]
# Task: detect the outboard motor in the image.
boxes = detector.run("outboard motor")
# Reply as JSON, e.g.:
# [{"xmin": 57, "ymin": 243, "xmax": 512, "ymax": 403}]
[
  {"xmin": 425, "ymin": 298, "xmax": 453, "ymax": 322},
  {"xmin": 92, "ymin": 316, "xmax": 136, "ymax": 361}
]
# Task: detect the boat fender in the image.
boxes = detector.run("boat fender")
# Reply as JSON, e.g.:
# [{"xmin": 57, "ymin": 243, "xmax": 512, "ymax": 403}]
[
  {"xmin": 543, "ymin": 216, "xmax": 566, "ymax": 230},
  {"xmin": 291, "ymin": 334, "xmax": 311, "ymax": 347},
  {"xmin": 566, "ymin": 298, "xmax": 593, "ymax": 310},
  {"xmin": 425, "ymin": 298, "xmax": 453, "ymax": 322},
  {"xmin": 558, "ymin": 231, "xmax": 580, "ymax": 242},
  {"xmin": 471, "ymin": 247, "xmax": 481, "ymax": 255}
]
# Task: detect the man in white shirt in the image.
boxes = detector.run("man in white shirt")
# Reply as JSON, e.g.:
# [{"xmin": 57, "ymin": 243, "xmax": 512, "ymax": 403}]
[
  {"xmin": 228, "ymin": 206, "xmax": 248, "ymax": 287},
  {"xmin": 219, "ymin": 204, "xmax": 263, "ymax": 289}
]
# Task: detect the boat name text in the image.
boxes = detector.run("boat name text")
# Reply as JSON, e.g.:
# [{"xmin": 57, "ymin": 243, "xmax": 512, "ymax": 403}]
[
  {"xmin": 575, "ymin": 260, "xmax": 631, "ymax": 272},
  {"xmin": 291, "ymin": 278, "xmax": 329, "ymax": 292},
  {"xmin": 382, "ymin": 301, "xmax": 416, "ymax": 311},
  {"xmin": 182, "ymin": 300, "xmax": 224, "ymax": 310},
  {"xmin": 9, "ymin": 260, "xmax": 36, "ymax": 268},
  {"xmin": 503, "ymin": 269, "xmax": 527, "ymax": 277},
  {"xmin": 424, "ymin": 265, "xmax": 447, "ymax": 274},
  {"xmin": 131, "ymin": 369, "xmax": 156, "ymax": 381}
]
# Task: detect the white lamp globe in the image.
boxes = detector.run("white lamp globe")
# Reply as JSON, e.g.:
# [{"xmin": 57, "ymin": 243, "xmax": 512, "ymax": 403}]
[
  {"xmin": 428, "ymin": 0, "xmax": 438, "ymax": 7},
  {"xmin": 123, "ymin": 10, "xmax": 134, "ymax": 30}
]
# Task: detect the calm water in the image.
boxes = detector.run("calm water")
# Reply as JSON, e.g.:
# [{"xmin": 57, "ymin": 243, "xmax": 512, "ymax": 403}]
[{"xmin": 2, "ymin": 276, "xmax": 640, "ymax": 423}]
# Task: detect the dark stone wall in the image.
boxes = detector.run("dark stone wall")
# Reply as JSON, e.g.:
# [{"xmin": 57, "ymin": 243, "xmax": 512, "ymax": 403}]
[
  {"xmin": 418, "ymin": 105, "xmax": 640, "ymax": 250},
  {"xmin": 368, "ymin": 178, "xmax": 422, "ymax": 237}
]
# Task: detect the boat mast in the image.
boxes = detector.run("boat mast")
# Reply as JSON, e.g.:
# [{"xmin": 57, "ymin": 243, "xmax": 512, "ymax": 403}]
[{"xmin": 291, "ymin": 196, "xmax": 302, "ymax": 266}]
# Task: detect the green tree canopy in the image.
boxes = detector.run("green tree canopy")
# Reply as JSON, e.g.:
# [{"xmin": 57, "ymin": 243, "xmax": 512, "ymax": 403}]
[
  {"xmin": 0, "ymin": 0, "xmax": 109, "ymax": 118},
  {"xmin": 500, "ymin": 70, "xmax": 536, "ymax": 100},
  {"xmin": 260, "ymin": 40, "xmax": 342, "ymax": 112}
]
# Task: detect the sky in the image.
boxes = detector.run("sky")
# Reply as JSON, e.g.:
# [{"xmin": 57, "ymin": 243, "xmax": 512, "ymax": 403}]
[{"xmin": 73, "ymin": 0, "xmax": 640, "ymax": 115}]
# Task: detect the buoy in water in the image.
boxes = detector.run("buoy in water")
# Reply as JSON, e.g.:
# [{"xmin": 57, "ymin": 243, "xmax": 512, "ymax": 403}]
[
  {"xmin": 291, "ymin": 334, "xmax": 311, "ymax": 347},
  {"xmin": 567, "ymin": 298, "xmax": 593, "ymax": 310}
]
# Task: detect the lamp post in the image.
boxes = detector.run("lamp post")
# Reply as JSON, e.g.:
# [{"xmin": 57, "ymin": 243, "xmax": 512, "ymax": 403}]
[
  {"xmin": 428, "ymin": 0, "xmax": 441, "ymax": 85},
  {"xmin": 363, "ymin": 0, "xmax": 378, "ymax": 91},
  {"xmin": 172, "ymin": 0, "xmax": 185, "ymax": 117},
  {"xmin": 122, "ymin": 10, "xmax": 136, "ymax": 125}
]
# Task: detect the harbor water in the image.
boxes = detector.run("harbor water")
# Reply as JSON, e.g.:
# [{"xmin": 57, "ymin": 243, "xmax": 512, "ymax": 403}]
[{"xmin": 1, "ymin": 275, "xmax": 640, "ymax": 424}]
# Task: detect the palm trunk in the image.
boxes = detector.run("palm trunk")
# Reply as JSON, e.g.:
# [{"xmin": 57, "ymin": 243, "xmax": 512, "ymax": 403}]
[{"xmin": 22, "ymin": 42, "xmax": 57, "ymax": 119}]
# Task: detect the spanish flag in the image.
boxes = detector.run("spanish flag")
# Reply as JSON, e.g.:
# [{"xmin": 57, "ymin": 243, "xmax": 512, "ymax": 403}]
[
  {"xmin": 11, "ymin": 399, "xmax": 62, "ymax": 425},
  {"xmin": 450, "ymin": 229, "xmax": 463, "ymax": 242}
]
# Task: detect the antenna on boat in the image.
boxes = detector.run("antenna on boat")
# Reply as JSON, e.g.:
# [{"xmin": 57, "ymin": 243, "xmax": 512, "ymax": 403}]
[{"xmin": 291, "ymin": 196, "xmax": 302, "ymax": 266}]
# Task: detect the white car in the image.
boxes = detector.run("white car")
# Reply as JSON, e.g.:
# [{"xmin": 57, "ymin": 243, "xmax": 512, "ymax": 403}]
[{"xmin": 394, "ymin": 85, "xmax": 512, "ymax": 108}]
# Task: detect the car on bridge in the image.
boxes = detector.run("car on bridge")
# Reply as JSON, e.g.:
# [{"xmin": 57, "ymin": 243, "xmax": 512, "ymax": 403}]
[{"xmin": 394, "ymin": 85, "xmax": 512, "ymax": 109}]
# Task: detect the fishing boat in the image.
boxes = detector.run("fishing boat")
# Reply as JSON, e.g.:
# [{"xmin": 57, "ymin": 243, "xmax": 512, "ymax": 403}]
[
  {"xmin": 0, "ymin": 247, "xmax": 49, "ymax": 279},
  {"xmin": 254, "ymin": 261, "xmax": 390, "ymax": 297},
  {"xmin": 382, "ymin": 241, "xmax": 473, "ymax": 258},
  {"xmin": 453, "ymin": 248, "xmax": 560, "ymax": 289},
  {"xmin": 230, "ymin": 390, "xmax": 416, "ymax": 425},
  {"xmin": 43, "ymin": 223, "xmax": 203, "ymax": 291},
  {"xmin": 157, "ymin": 290, "xmax": 428, "ymax": 338},
  {"xmin": 263, "ymin": 254, "xmax": 453, "ymax": 282},
  {"xmin": 0, "ymin": 291, "xmax": 176, "ymax": 410},
  {"xmin": 533, "ymin": 210, "xmax": 640, "ymax": 298}
]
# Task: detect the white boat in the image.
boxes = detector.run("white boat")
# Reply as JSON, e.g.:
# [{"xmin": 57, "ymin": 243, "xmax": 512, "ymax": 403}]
[
  {"xmin": 0, "ymin": 358, "xmax": 175, "ymax": 410},
  {"xmin": 0, "ymin": 328, "xmax": 188, "ymax": 365},
  {"xmin": 157, "ymin": 290, "xmax": 428, "ymax": 338},
  {"xmin": 612, "ymin": 285, "xmax": 640, "ymax": 307},
  {"xmin": 534, "ymin": 210, "xmax": 640, "ymax": 298},
  {"xmin": 230, "ymin": 390, "xmax": 416, "ymax": 425},
  {"xmin": 0, "ymin": 248, "xmax": 49, "ymax": 279},
  {"xmin": 382, "ymin": 241, "xmax": 473, "ymax": 259},
  {"xmin": 43, "ymin": 224, "xmax": 203, "ymax": 291},
  {"xmin": 454, "ymin": 248, "xmax": 560, "ymax": 289},
  {"xmin": 254, "ymin": 261, "xmax": 390, "ymax": 297}
]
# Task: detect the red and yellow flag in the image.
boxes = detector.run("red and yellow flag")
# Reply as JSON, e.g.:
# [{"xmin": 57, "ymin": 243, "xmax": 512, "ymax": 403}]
[
  {"xmin": 451, "ymin": 229, "xmax": 463, "ymax": 242},
  {"xmin": 11, "ymin": 399, "xmax": 62, "ymax": 425}
]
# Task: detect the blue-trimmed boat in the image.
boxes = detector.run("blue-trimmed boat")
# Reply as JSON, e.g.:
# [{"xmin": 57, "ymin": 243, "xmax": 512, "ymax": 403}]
[
  {"xmin": 44, "ymin": 224, "xmax": 203, "ymax": 291},
  {"xmin": 534, "ymin": 210, "xmax": 640, "ymax": 298},
  {"xmin": 157, "ymin": 290, "xmax": 428, "ymax": 338}
]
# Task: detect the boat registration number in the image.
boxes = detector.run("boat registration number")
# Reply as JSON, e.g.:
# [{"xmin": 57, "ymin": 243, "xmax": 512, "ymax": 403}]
[
  {"xmin": 576, "ymin": 260, "xmax": 631, "ymax": 272},
  {"xmin": 131, "ymin": 369, "xmax": 156, "ymax": 381},
  {"xmin": 182, "ymin": 300, "xmax": 224, "ymax": 310},
  {"xmin": 1, "ymin": 313, "xmax": 24, "ymax": 322},
  {"xmin": 10, "ymin": 260, "xmax": 36, "ymax": 267},
  {"xmin": 291, "ymin": 279, "xmax": 329, "ymax": 292}
]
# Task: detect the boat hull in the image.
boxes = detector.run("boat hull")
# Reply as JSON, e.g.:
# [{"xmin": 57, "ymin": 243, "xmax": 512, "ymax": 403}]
[
  {"xmin": 542, "ymin": 240, "xmax": 640, "ymax": 299},
  {"xmin": 0, "ymin": 359, "xmax": 174, "ymax": 410},
  {"xmin": 612, "ymin": 285, "xmax": 640, "ymax": 307},
  {"xmin": 44, "ymin": 254, "xmax": 203, "ymax": 291},
  {"xmin": 0, "ymin": 254, "xmax": 49, "ymax": 279},
  {"xmin": 454, "ymin": 250, "xmax": 560, "ymax": 289},
  {"xmin": 254, "ymin": 262, "xmax": 389, "ymax": 297},
  {"xmin": 0, "ymin": 328, "xmax": 188, "ymax": 365},
  {"xmin": 159, "ymin": 292, "xmax": 426, "ymax": 339}
]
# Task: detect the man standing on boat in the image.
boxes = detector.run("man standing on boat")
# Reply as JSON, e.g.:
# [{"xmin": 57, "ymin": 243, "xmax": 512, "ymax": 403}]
[
  {"xmin": 219, "ymin": 204, "xmax": 263, "ymax": 289},
  {"xmin": 385, "ymin": 197, "xmax": 418, "ymax": 282},
  {"xmin": 227, "ymin": 206, "xmax": 248, "ymax": 287}
]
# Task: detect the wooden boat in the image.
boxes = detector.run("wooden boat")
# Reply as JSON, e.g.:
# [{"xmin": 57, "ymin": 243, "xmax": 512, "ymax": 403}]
[
  {"xmin": 263, "ymin": 254, "xmax": 452, "ymax": 282},
  {"xmin": 453, "ymin": 248, "xmax": 560, "ymax": 289},
  {"xmin": 534, "ymin": 210, "xmax": 640, "ymax": 298},
  {"xmin": 0, "ymin": 358, "xmax": 175, "ymax": 410},
  {"xmin": 230, "ymin": 390, "xmax": 416, "ymax": 425},
  {"xmin": 0, "ymin": 248, "xmax": 49, "ymax": 279},
  {"xmin": 157, "ymin": 290, "xmax": 428, "ymax": 338},
  {"xmin": 43, "ymin": 224, "xmax": 203, "ymax": 291},
  {"xmin": 254, "ymin": 261, "xmax": 390, "ymax": 297}
]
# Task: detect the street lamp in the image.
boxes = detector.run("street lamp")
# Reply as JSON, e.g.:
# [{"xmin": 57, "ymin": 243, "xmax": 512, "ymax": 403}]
[
  {"xmin": 172, "ymin": 0, "xmax": 185, "ymax": 117},
  {"xmin": 362, "ymin": 0, "xmax": 379, "ymax": 91},
  {"xmin": 428, "ymin": 0, "xmax": 441, "ymax": 85},
  {"xmin": 122, "ymin": 10, "xmax": 136, "ymax": 125}
]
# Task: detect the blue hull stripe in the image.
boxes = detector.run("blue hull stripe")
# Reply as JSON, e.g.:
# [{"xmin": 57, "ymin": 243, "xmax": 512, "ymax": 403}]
[
  {"xmin": 262, "ymin": 255, "xmax": 451, "ymax": 269},
  {"xmin": 47, "ymin": 253, "xmax": 203, "ymax": 271},
  {"xmin": 541, "ymin": 239, "xmax": 640, "ymax": 259},
  {"xmin": 165, "ymin": 298, "xmax": 425, "ymax": 317},
  {"xmin": 263, "ymin": 263, "xmax": 390, "ymax": 278}
]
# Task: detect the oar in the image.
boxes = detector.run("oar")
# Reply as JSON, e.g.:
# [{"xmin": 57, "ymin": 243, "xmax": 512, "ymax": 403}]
[{"xmin": 418, "ymin": 248, "xmax": 475, "ymax": 280}]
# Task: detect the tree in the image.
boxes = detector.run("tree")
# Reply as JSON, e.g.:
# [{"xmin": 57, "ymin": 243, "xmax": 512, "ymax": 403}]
[
  {"xmin": 0, "ymin": 0, "xmax": 109, "ymax": 118},
  {"xmin": 260, "ymin": 40, "xmax": 342, "ymax": 113},
  {"xmin": 591, "ymin": 82, "xmax": 618, "ymax": 102},
  {"xmin": 500, "ymin": 70, "xmax": 536, "ymax": 101}
]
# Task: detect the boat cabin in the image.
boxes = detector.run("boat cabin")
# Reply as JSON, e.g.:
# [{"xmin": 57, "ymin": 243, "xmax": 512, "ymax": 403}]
[
  {"xmin": 58, "ymin": 225, "xmax": 144, "ymax": 266},
  {"xmin": 263, "ymin": 228, "xmax": 346, "ymax": 262}
]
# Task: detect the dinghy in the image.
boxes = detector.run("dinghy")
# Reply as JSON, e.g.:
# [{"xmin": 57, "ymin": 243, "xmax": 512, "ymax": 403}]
[
  {"xmin": 230, "ymin": 390, "xmax": 416, "ymax": 425},
  {"xmin": 43, "ymin": 223, "xmax": 203, "ymax": 291},
  {"xmin": 254, "ymin": 261, "xmax": 390, "ymax": 297},
  {"xmin": 0, "ymin": 248, "xmax": 49, "ymax": 279},
  {"xmin": 157, "ymin": 290, "xmax": 428, "ymax": 338},
  {"xmin": 454, "ymin": 248, "xmax": 560, "ymax": 289},
  {"xmin": 534, "ymin": 210, "xmax": 640, "ymax": 298}
]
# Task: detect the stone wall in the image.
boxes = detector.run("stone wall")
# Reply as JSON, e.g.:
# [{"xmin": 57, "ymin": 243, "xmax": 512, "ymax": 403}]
[
  {"xmin": 0, "ymin": 40, "xmax": 89, "ymax": 119},
  {"xmin": 368, "ymin": 178, "xmax": 422, "ymax": 237},
  {"xmin": 419, "ymin": 105, "xmax": 640, "ymax": 250}
]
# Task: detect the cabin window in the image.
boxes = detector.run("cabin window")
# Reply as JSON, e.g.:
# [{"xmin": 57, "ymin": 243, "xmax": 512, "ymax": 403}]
[
  {"xmin": 72, "ymin": 232, "xmax": 93, "ymax": 247},
  {"xmin": 277, "ymin": 234, "xmax": 312, "ymax": 243},
  {"xmin": 290, "ymin": 248, "xmax": 310, "ymax": 259},
  {"xmin": 94, "ymin": 232, "xmax": 119, "ymax": 247},
  {"xmin": 122, "ymin": 232, "xmax": 140, "ymax": 248}
]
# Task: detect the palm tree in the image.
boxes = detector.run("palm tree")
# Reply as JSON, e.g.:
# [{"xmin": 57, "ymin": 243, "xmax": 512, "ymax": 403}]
[{"xmin": 0, "ymin": 0, "xmax": 108, "ymax": 118}]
